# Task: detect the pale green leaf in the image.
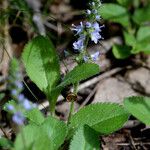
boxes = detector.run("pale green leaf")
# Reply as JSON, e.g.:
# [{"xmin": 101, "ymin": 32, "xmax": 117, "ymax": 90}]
[
  {"xmin": 99, "ymin": 4, "xmax": 130, "ymax": 27},
  {"xmin": 112, "ymin": 45, "xmax": 132, "ymax": 59},
  {"xmin": 136, "ymin": 26, "xmax": 150, "ymax": 42},
  {"xmin": 124, "ymin": 96, "xmax": 150, "ymax": 125},
  {"xmin": 116, "ymin": 0, "xmax": 132, "ymax": 7},
  {"xmin": 25, "ymin": 108, "xmax": 45, "ymax": 125},
  {"xmin": 70, "ymin": 103, "xmax": 129, "ymax": 135},
  {"xmin": 133, "ymin": 5, "xmax": 150, "ymax": 25},
  {"xmin": 41, "ymin": 117, "xmax": 67, "ymax": 150},
  {"xmin": 123, "ymin": 31, "xmax": 136, "ymax": 46},
  {"xmin": 70, "ymin": 125, "xmax": 100, "ymax": 150},
  {"xmin": 22, "ymin": 35, "xmax": 60, "ymax": 98},
  {"xmin": 15, "ymin": 116, "xmax": 67, "ymax": 150}
]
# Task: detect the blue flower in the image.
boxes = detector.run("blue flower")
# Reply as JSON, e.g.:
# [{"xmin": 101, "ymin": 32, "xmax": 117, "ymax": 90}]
[
  {"xmin": 11, "ymin": 89, "xmax": 18, "ymax": 96},
  {"xmin": 91, "ymin": 51, "xmax": 100, "ymax": 61},
  {"xmin": 15, "ymin": 81, "xmax": 23, "ymax": 89},
  {"xmin": 18, "ymin": 94, "xmax": 25, "ymax": 102},
  {"xmin": 73, "ymin": 35, "xmax": 85, "ymax": 51},
  {"xmin": 91, "ymin": 31, "xmax": 101, "ymax": 44},
  {"xmin": 12, "ymin": 112, "xmax": 25, "ymax": 125},
  {"xmin": 7, "ymin": 104, "xmax": 15, "ymax": 111},
  {"xmin": 86, "ymin": 22, "xmax": 92, "ymax": 28},
  {"xmin": 86, "ymin": 9, "xmax": 91, "ymax": 15},
  {"xmin": 22, "ymin": 99, "xmax": 32, "ymax": 110},
  {"xmin": 71, "ymin": 22, "xmax": 84, "ymax": 35}
]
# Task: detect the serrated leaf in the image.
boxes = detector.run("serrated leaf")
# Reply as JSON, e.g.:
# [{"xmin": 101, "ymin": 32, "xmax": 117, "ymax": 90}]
[
  {"xmin": 41, "ymin": 117, "xmax": 67, "ymax": 150},
  {"xmin": 99, "ymin": 4, "xmax": 130, "ymax": 27},
  {"xmin": 70, "ymin": 103, "xmax": 129, "ymax": 135},
  {"xmin": 56, "ymin": 63, "xmax": 100, "ymax": 91},
  {"xmin": 25, "ymin": 108, "xmax": 45, "ymax": 125},
  {"xmin": 112, "ymin": 45, "xmax": 132, "ymax": 59},
  {"xmin": 124, "ymin": 96, "xmax": 150, "ymax": 125},
  {"xmin": 70, "ymin": 125, "xmax": 100, "ymax": 150},
  {"xmin": 14, "ymin": 124, "xmax": 41, "ymax": 150},
  {"xmin": 132, "ymin": 5, "xmax": 150, "ymax": 25},
  {"xmin": 15, "ymin": 116, "xmax": 67, "ymax": 150},
  {"xmin": 22, "ymin": 35, "xmax": 60, "ymax": 99}
]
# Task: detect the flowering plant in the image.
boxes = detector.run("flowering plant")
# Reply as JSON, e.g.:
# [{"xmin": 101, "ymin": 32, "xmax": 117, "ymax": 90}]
[{"xmin": 1, "ymin": 1, "xmax": 150, "ymax": 150}]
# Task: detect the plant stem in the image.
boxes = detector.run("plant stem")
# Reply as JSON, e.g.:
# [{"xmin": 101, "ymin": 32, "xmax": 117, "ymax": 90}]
[{"xmin": 67, "ymin": 82, "xmax": 78, "ymax": 125}]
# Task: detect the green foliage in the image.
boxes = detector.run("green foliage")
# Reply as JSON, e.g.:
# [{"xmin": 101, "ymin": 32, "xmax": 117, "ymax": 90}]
[
  {"xmin": 56, "ymin": 63, "xmax": 100, "ymax": 91},
  {"xmin": 99, "ymin": 3, "xmax": 130, "ymax": 27},
  {"xmin": 116, "ymin": 0, "xmax": 132, "ymax": 7},
  {"xmin": 51, "ymin": 63, "xmax": 100, "ymax": 112},
  {"xmin": 124, "ymin": 96, "xmax": 150, "ymax": 126},
  {"xmin": 132, "ymin": 4, "xmax": 150, "ymax": 25},
  {"xmin": 70, "ymin": 125, "xmax": 100, "ymax": 150},
  {"xmin": 112, "ymin": 45, "xmax": 132, "ymax": 59},
  {"xmin": 131, "ymin": 26, "xmax": 150, "ymax": 54},
  {"xmin": 25, "ymin": 108, "xmax": 45, "ymax": 125},
  {"xmin": 22, "ymin": 35, "xmax": 60, "ymax": 102},
  {"xmin": 70, "ymin": 103, "xmax": 129, "ymax": 135},
  {"xmin": 15, "ymin": 116, "xmax": 67, "ymax": 150},
  {"xmin": 123, "ymin": 31, "xmax": 136, "ymax": 47},
  {"xmin": 0, "ymin": 137, "xmax": 13, "ymax": 149}
]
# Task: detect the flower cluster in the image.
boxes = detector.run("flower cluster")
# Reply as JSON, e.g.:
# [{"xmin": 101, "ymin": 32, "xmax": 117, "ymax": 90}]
[
  {"xmin": 6, "ymin": 59, "xmax": 36, "ymax": 125},
  {"xmin": 71, "ymin": 0, "xmax": 104, "ymax": 62}
]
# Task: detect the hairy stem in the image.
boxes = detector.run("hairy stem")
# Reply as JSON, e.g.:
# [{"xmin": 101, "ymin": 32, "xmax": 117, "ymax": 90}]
[{"xmin": 67, "ymin": 82, "xmax": 78, "ymax": 124}]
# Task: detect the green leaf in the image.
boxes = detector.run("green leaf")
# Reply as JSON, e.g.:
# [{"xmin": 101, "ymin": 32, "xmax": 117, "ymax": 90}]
[
  {"xmin": 116, "ymin": 0, "xmax": 132, "ymax": 7},
  {"xmin": 136, "ymin": 26, "xmax": 150, "ymax": 42},
  {"xmin": 123, "ymin": 31, "xmax": 136, "ymax": 46},
  {"xmin": 70, "ymin": 125, "xmax": 100, "ymax": 150},
  {"xmin": 15, "ymin": 116, "xmax": 67, "ymax": 150},
  {"xmin": 112, "ymin": 45, "xmax": 132, "ymax": 59},
  {"xmin": 0, "ymin": 137, "xmax": 13, "ymax": 149},
  {"xmin": 132, "ymin": 5, "xmax": 150, "ymax": 25},
  {"xmin": 70, "ymin": 103, "xmax": 129, "ymax": 135},
  {"xmin": 41, "ymin": 117, "xmax": 67, "ymax": 150},
  {"xmin": 124, "ymin": 96, "xmax": 150, "ymax": 125},
  {"xmin": 56, "ymin": 63, "xmax": 100, "ymax": 91},
  {"xmin": 14, "ymin": 124, "xmax": 41, "ymax": 150},
  {"xmin": 22, "ymin": 35, "xmax": 60, "ymax": 99},
  {"xmin": 25, "ymin": 108, "xmax": 45, "ymax": 125},
  {"xmin": 99, "ymin": 3, "xmax": 130, "ymax": 27},
  {"xmin": 131, "ymin": 26, "xmax": 150, "ymax": 54}
]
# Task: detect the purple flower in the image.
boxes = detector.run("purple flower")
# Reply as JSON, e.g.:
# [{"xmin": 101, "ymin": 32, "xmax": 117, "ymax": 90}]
[
  {"xmin": 71, "ymin": 22, "xmax": 84, "ymax": 35},
  {"xmin": 7, "ymin": 104, "xmax": 15, "ymax": 111},
  {"xmin": 22, "ymin": 99, "xmax": 32, "ymax": 110},
  {"xmin": 12, "ymin": 112, "xmax": 25, "ymax": 125},
  {"xmin": 91, "ymin": 51, "xmax": 100, "ymax": 61},
  {"xmin": 91, "ymin": 31, "xmax": 102, "ymax": 44}
]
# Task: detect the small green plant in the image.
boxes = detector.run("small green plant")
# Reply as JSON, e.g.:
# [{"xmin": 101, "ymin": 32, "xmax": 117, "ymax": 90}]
[{"xmin": 98, "ymin": 0, "xmax": 150, "ymax": 59}]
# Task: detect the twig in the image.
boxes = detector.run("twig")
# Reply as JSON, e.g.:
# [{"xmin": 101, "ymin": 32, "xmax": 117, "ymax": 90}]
[{"xmin": 0, "ymin": 126, "xmax": 9, "ymax": 139}]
